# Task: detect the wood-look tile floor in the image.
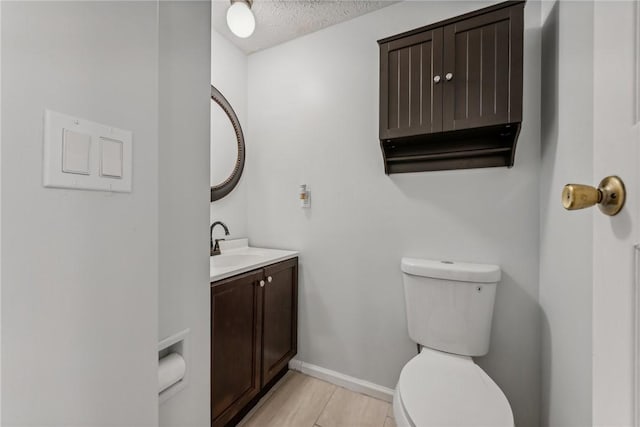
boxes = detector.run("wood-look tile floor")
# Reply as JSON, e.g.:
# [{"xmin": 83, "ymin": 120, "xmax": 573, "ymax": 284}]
[{"xmin": 238, "ymin": 371, "xmax": 396, "ymax": 427}]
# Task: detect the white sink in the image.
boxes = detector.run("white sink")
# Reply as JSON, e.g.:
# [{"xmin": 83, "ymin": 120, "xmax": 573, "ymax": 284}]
[
  {"xmin": 210, "ymin": 238, "xmax": 298, "ymax": 282},
  {"xmin": 210, "ymin": 253, "xmax": 265, "ymax": 269}
]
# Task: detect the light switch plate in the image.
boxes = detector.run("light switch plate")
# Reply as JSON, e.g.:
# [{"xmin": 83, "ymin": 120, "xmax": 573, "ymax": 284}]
[{"xmin": 44, "ymin": 110, "xmax": 132, "ymax": 192}]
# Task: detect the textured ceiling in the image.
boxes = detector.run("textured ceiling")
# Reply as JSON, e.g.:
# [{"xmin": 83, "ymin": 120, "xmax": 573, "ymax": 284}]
[{"xmin": 212, "ymin": 0, "xmax": 400, "ymax": 54}]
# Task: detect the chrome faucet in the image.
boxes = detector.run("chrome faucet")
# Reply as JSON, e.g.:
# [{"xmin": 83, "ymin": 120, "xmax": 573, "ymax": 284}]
[{"xmin": 210, "ymin": 221, "xmax": 230, "ymax": 256}]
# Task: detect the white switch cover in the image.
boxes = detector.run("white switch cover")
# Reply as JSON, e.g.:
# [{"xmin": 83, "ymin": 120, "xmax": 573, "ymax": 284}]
[
  {"xmin": 44, "ymin": 110, "xmax": 132, "ymax": 192},
  {"xmin": 62, "ymin": 129, "xmax": 91, "ymax": 175},
  {"xmin": 100, "ymin": 138, "xmax": 123, "ymax": 178}
]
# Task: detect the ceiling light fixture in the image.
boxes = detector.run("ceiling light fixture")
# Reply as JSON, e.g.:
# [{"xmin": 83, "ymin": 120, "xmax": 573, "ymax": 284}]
[{"xmin": 226, "ymin": 0, "xmax": 256, "ymax": 39}]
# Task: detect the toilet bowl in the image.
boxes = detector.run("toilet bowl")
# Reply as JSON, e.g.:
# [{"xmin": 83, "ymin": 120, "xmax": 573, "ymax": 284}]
[
  {"xmin": 393, "ymin": 347, "xmax": 513, "ymax": 426},
  {"xmin": 395, "ymin": 258, "xmax": 514, "ymax": 426}
]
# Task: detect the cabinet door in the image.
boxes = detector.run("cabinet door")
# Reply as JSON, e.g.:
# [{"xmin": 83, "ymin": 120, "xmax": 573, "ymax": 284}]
[
  {"xmin": 211, "ymin": 270, "xmax": 263, "ymax": 427},
  {"xmin": 380, "ymin": 28, "xmax": 443, "ymax": 140},
  {"xmin": 261, "ymin": 258, "xmax": 298, "ymax": 386},
  {"xmin": 442, "ymin": 4, "xmax": 523, "ymax": 132}
]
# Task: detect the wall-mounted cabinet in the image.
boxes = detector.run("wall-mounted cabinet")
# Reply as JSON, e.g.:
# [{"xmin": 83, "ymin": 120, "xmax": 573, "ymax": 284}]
[
  {"xmin": 378, "ymin": 0, "xmax": 525, "ymax": 173},
  {"xmin": 211, "ymin": 258, "xmax": 298, "ymax": 427}
]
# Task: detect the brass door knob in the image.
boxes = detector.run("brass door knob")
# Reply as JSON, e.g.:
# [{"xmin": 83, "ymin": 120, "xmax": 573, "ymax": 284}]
[{"xmin": 562, "ymin": 175, "xmax": 626, "ymax": 216}]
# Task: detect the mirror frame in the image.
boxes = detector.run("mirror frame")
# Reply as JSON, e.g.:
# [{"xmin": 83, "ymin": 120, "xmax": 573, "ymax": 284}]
[{"xmin": 211, "ymin": 85, "xmax": 246, "ymax": 202}]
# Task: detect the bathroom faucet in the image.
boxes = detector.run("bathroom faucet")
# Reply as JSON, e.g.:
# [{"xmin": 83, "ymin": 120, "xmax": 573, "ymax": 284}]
[{"xmin": 210, "ymin": 221, "xmax": 230, "ymax": 256}]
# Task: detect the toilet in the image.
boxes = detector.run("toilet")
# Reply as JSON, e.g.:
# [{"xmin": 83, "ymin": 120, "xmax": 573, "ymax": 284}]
[{"xmin": 394, "ymin": 258, "xmax": 514, "ymax": 427}]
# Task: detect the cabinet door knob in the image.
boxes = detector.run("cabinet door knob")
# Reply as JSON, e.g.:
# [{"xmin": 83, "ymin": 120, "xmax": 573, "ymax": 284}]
[
  {"xmin": 267, "ymin": 276, "xmax": 273, "ymax": 283},
  {"xmin": 433, "ymin": 75, "xmax": 441, "ymax": 83},
  {"xmin": 445, "ymin": 72, "xmax": 454, "ymax": 81},
  {"xmin": 259, "ymin": 280, "xmax": 265, "ymax": 287}
]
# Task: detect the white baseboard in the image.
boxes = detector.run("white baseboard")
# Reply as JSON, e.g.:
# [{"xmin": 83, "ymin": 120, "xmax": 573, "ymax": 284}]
[{"xmin": 288, "ymin": 359, "xmax": 395, "ymax": 403}]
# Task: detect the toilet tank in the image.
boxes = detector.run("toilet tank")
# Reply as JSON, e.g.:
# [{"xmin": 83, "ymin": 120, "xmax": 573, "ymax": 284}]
[{"xmin": 401, "ymin": 258, "xmax": 501, "ymax": 357}]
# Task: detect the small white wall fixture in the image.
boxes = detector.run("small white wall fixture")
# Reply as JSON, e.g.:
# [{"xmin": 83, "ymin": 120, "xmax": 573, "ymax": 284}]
[{"xmin": 43, "ymin": 109, "xmax": 132, "ymax": 193}]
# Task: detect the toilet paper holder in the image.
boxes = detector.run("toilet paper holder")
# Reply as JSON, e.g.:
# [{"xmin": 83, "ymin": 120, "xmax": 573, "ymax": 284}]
[{"xmin": 158, "ymin": 328, "xmax": 190, "ymax": 404}]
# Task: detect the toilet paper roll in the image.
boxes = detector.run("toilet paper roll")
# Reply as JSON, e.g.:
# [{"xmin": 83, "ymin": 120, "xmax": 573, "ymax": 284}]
[{"xmin": 158, "ymin": 352, "xmax": 186, "ymax": 394}]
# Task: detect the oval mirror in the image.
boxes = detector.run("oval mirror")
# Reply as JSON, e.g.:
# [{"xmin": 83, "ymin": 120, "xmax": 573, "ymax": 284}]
[{"xmin": 211, "ymin": 85, "xmax": 245, "ymax": 201}]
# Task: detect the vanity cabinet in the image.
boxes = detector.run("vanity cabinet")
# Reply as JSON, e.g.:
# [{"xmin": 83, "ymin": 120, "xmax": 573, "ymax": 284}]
[
  {"xmin": 378, "ymin": 0, "xmax": 525, "ymax": 173},
  {"xmin": 262, "ymin": 259, "xmax": 298, "ymax": 386},
  {"xmin": 211, "ymin": 257, "xmax": 298, "ymax": 427},
  {"xmin": 211, "ymin": 269, "xmax": 263, "ymax": 426}
]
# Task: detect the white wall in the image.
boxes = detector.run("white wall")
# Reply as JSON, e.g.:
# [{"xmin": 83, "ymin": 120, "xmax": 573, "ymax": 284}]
[
  {"xmin": 539, "ymin": 2, "xmax": 594, "ymax": 425},
  {"xmin": 1, "ymin": 2, "xmax": 159, "ymax": 425},
  {"xmin": 246, "ymin": 2, "xmax": 541, "ymax": 425},
  {"xmin": 158, "ymin": 2, "xmax": 211, "ymax": 426},
  {"xmin": 211, "ymin": 30, "xmax": 249, "ymax": 240}
]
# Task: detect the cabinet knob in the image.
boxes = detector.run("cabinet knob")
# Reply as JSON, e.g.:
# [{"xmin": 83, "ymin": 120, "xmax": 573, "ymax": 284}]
[
  {"xmin": 433, "ymin": 75, "xmax": 441, "ymax": 83},
  {"xmin": 259, "ymin": 280, "xmax": 265, "ymax": 287},
  {"xmin": 445, "ymin": 72, "xmax": 454, "ymax": 81},
  {"xmin": 267, "ymin": 276, "xmax": 273, "ymax": 283}
]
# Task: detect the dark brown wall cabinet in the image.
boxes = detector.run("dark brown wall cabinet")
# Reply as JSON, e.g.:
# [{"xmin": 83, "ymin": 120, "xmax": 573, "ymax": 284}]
[
  {"xmin": 378, "ymin": 1, "xmax": 525, "ymax": 173},
  {"xmin": 211, "ymin": 258, "xmax": 298, "ymax": 427}
]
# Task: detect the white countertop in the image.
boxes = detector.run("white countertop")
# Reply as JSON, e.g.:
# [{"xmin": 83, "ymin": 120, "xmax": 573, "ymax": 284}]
[{"xmin": 210, "ymin": 239, "xmax": 298, "ymax": 282}]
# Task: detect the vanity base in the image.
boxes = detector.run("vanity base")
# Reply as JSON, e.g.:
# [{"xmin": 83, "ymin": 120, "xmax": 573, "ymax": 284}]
[
  {"xmin": 211, "ymin": 257, "xmax": 298, "ymax": 427},
  {"xmin": 221, "ymin": 366, "xmax": 289, "ymax": 427}
]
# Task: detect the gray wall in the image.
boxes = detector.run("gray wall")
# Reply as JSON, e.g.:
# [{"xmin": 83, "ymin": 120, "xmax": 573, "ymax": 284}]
[
  {"xmin": 539, "ymin": 1, "xmax": 593, "ymax": 426},
  {"xmin": 1, "ymin": 2, "xmax": 159, "ymax": 425},
  {"xmin": 158, "ymin": 2, "xmax": 211, "ymax": 426},
  {"xmin": 246, "ymin": 2, "xmax": 541, "ymax": 425},
  {"xmin": 211, "ymin": 30, "xmax": 249, "ymax": 239}
]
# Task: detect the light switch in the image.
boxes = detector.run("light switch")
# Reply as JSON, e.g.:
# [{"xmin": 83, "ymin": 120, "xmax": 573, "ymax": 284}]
[
  {"xmin": 100, "ymin": 137, "xmax": 123, "ymax": 178},
  {"xmin": 62, "ymin": 129, "xmax": 91, "ymax": 175}
]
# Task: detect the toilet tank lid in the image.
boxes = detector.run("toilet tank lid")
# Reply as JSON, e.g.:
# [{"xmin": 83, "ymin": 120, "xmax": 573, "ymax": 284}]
[{"xmin": 401, "ymin": 258, "xmax": 501, "ymax": 283}]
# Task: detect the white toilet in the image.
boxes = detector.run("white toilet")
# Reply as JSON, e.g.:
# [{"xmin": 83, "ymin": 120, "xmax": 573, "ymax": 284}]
[{"xmin": 394, "ymin": 258, "xmax": 514, "ymax": 427}]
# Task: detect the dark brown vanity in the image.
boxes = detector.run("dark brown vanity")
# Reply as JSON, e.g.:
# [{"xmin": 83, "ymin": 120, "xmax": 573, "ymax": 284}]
[
  {"xmin": 378, "ymin": 0, "xmax": 525, "ymax": 173},
  {"xmin": 211, "ymin": 257, "xmax": 298, "ymax": 427}
]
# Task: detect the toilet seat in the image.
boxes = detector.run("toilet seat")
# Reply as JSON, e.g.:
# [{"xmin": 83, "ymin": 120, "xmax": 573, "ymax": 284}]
[{"xmin": 394, "ymin": 347, "xmax": 513, "ymax": 427}]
